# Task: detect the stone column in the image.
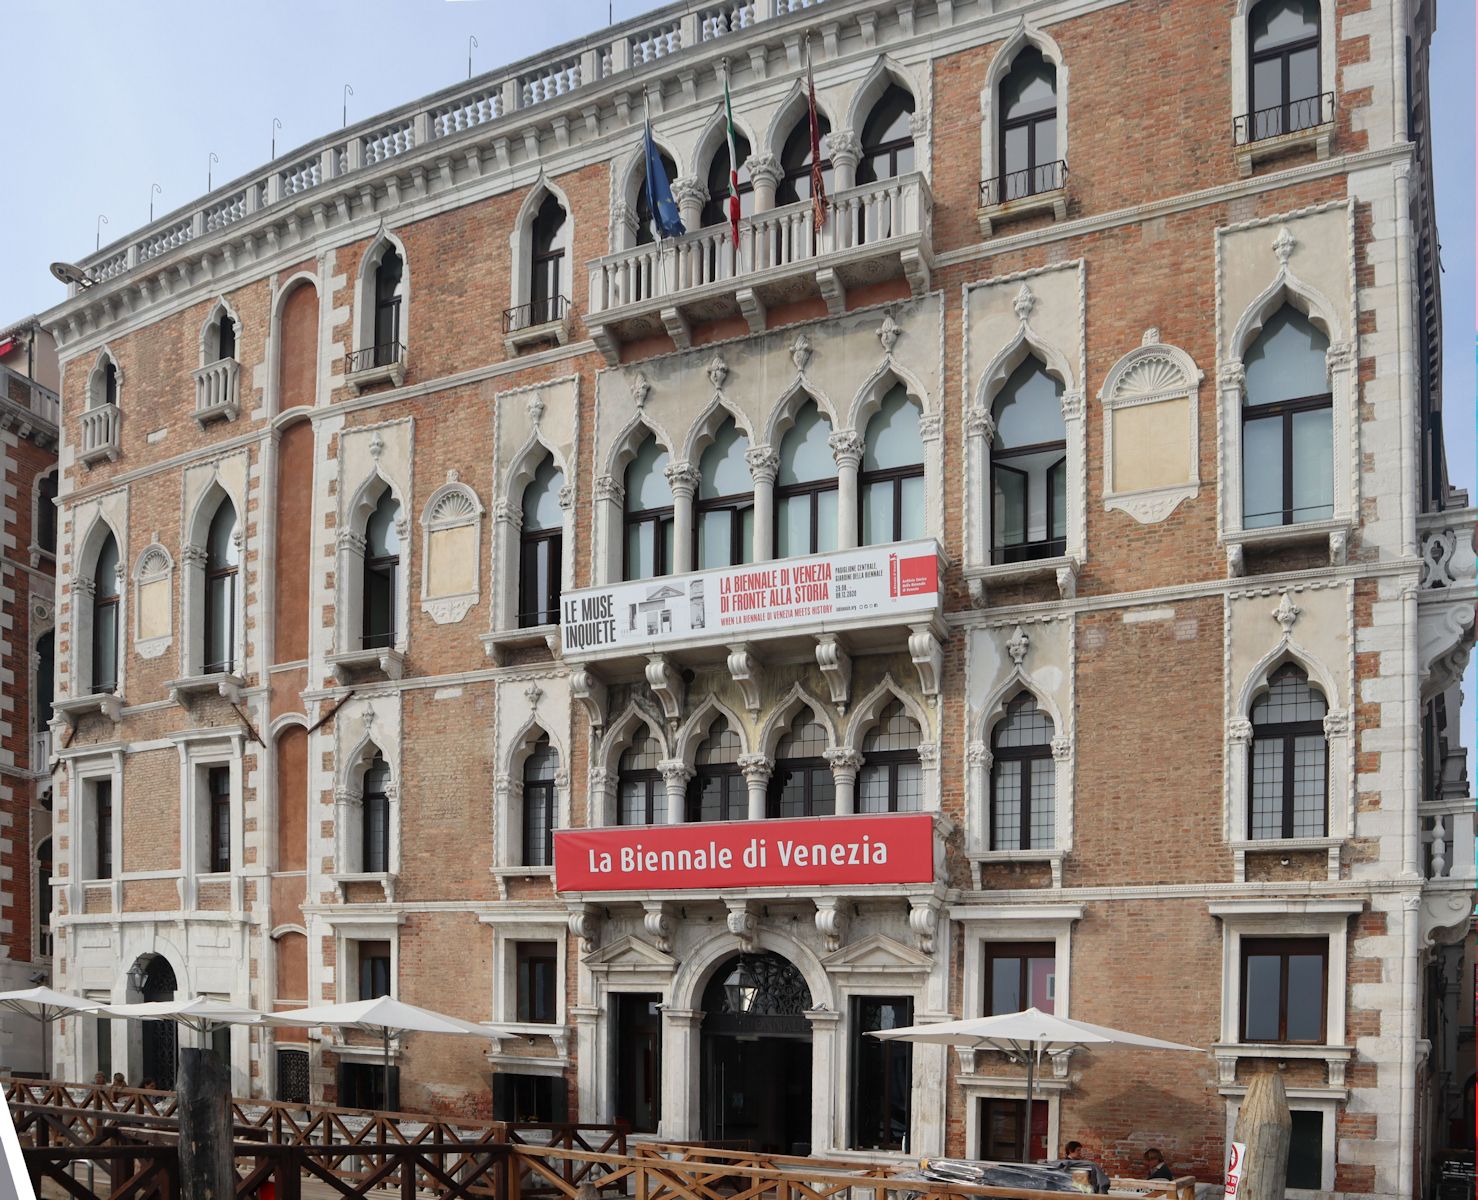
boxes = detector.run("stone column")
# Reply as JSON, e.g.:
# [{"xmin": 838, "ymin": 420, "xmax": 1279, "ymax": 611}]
[
  {"xmin": 659, "ymin": 760, "xmax": 692, "ymax": 824},
  {"xmin": 825, "ymin": 747, "xmax": 863, "ymax": 815},
  {"xmin": 661, "ymin": 1008, "xmax": 705, "ymax": 1141},
  {"xmin": 828, "ymin": 129, "xmax": 861, "ymax": 192},
  {"xmin": 671, "ymin": 176, "xmax": 708, "ymax": 236},
  {"xmin": 829, "ymin": 431, "xmax": 863, "ymax": 551},
  {"xmin": 746, "ymin": 153, "xmax": 781, "ymax": 213},
  {"xmin": 665, "ymin": 462, "xmax": 700, "ymax": 574},
  {"xmin": 738, "ymin": 753, "xmax": 773, "ymax": 821},
  {"xmin": 746, "ymin": 447, "xmax": 779, "ymax": 561}
]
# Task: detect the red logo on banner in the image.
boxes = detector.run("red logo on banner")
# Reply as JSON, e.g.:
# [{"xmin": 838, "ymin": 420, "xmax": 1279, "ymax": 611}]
[
  {"xmin": 889, "ymin": 552, "xmax": 937, "ymax": 598},
  {"xmin": 554, "ymin": 813, "xmax": 935, "ymax": 892}
]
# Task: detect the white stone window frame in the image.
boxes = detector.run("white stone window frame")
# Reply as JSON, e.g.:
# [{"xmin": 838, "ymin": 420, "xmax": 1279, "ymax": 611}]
[
  {"xmin": 70, "ymin": 511, "xmax": 128, "ymax": 699},
  {"xmin": 1225, "ymin": 638, "xmax": 1350, "ymax": 879},
  {"xmin": 1218, "ymin": 230, "xmax": 1357, "ymax": 564},
  {"xmin": 494, "ymin": 715, "xmax": 570, "ymax": 877},
  {"xmin": 591, "ymin": 704, "xmax": 673, "ymax": 828},
  {"xmin": 1228, "ymin": 0, "xmax": 1337, "ymax": 130},
  {"xmin": 593, "ymin": 415, "xmax": 679, "ymax": 587},
  {"xmin": 967, "ymin": 667, "xmax": 1074, "ymax": 886},
  {"xmin": 66, "ymin": 749, "xmax": 122, "ymax": 898},
  {"xmin": 199, "ymin": 297, "xmax": 242, "ymax": 367},
  {"xmin": 511, "ymin": 176, "xmax": 574, "ymax": 312},
  {"xmin": 977, "ymin": 22, "xmax": 1070, "ymax": 197},
  {"xmin": 419, "ymin": 474, "xmax": 484, "ymax": 625},
  {"xmin": 678, "ymin": 394, "xmax": 759, "ymax": 568},
  {"xmin": 132, "ymin": 543, "xmax": 174, "ymax": 661},
  {"xmin": 847, "ymin": 359, "xmax": 945, "ymax": 551},
  {"xmin": 1221, "ymin": 1090, "xmax": 1339, "ymax": 1193},
  {"xmin": 1208, "ymin": 898, "xmax": 1362, "ymax": 1088},
  {"xmin": 840, "ymin": 54, "xmax": 930, "ymax": 194},
  {"xmin": 332, "ymin": 733, "xmax": 401, "ymax": 902},
  {"xmin": 477, "ymin": 909, "xmax": 571, "ymax": 1063},
  {"xmin": 494, "ymin": 435, "xmax": 575, "ymax": 634},
  {"xmin": 842, "ymin": 676, "xmax": 941, "ymax": 816},
  {"xmin": 352, "ymin": 231, "xmax": 410, "ymax": 366},
  {"xmin": 610, "ymin": 133, "xmax": 684, "ymax": 253},
  {"xmin": 1098, "ymin": 335, "xmax": 1203, "ymax": 524},
  {"xmin": 327, "ymin": 912, "xmax": 404, "ymax": 1008},
  {"xmin": 180, "ymin": 479, "xmax": 247, "ymax": 681},
  {"xmin": 762, "ymin": 377, "xmax": 850, "ymax": 559},
  {"xmin": 336, "ymin": 470, "xmax": 412, "ymax": 658},
  {"xmin": 174, "ymin": 730, "xmax": 246, "ymax": 910},
  {"xmin": 86, "ymin": 346, "xmax": 122, "ymax": 411}
]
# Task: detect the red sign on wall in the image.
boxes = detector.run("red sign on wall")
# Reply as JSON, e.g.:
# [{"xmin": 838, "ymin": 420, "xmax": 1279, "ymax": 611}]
[{"xmin": 553, "ymin": 813, "xmax": 936, "ymax": 893}]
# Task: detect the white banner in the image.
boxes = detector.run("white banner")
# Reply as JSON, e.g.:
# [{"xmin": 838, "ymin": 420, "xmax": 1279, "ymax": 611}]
[
  {"xmin": 560, "ymin": 540, "xmax": 941, "ymax": 655},
  {"xmin": 1224, "ymin": 1141, "xmax": 1247, "ymax": 1198}
]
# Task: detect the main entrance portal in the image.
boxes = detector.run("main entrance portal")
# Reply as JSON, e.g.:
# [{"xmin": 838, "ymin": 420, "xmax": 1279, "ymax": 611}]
[{"xmin": 700, "ymin": 953, "xmax": 813, "ymax": 1154}]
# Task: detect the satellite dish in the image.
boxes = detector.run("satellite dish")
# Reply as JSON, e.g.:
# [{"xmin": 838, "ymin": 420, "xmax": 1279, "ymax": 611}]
[{"xmin": 50, "ymin": 262, "xmax": 95, "ymax": 288}]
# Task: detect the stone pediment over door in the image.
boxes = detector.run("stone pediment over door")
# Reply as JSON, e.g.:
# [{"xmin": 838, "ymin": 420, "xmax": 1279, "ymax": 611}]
[
  {"xmin": 823, "ymin": 932, "xmax": 932, "ymax": 979},
  {"xmin": 584, "ymin": 933, "xmax": 679, "ymax": 980}
]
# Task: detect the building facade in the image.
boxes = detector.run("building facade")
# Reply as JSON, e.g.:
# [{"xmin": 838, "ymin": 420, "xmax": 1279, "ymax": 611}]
[
  {"xmin": 0, "ymin": 319, "xmax": 60, "ymax": 1071},
  {"xmin": 36, "ymin": 0, "xmax": 1475, "ymax": 1191}
]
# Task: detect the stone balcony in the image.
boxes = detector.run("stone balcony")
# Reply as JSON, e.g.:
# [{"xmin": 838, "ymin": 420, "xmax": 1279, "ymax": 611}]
[
  {"xmin": 0, "ymin": 361, "xmax": 59, "ymax": 448},
  {"xmin": 78, "ymin": 403, "xmax": 121, "ymax": 466},
  {"xmin": 1416, "ymin": 506, "xmax": 1477, "ymax": 698},
  {"xmin": 585, "ymin": 173, "xmax": 933, "ymax": 365},
  {"xmin": 193, "ymin": 358, "xmax": 241, "ymax": 425}
]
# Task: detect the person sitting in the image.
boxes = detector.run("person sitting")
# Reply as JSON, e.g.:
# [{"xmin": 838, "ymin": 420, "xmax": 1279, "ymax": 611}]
[
  {"xmin": 1062, "ymin": 1140, "xmax": 1083, "ymax": 1160},
  {"xmin": 91, "ymin": 1072, "xmax": 106, "ymax": 1085},
  {"xmin": 111, "ymin": 1073, "xmax": 126, "ymax": 1088},
  {"xmin": 1143, "ymin": 1148, "xmax": 1174, "ymax": 1180}
]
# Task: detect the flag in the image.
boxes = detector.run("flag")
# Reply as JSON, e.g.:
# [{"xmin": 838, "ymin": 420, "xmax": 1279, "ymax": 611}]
[
  {"xmin": 723, "ymin": 68, "xmax": 742, "ymax": 250},
  {"xmin": 806, "ymin": 43, "xmax": 829, "ymax": 233},
  {"xmin": 643, "ymin": 119, "xmax": 685, "ymax": 239}
]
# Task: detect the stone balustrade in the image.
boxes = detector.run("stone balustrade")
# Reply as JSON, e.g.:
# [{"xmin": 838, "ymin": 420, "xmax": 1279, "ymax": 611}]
[
  {"xmin": 193, "ymin": 358, "xmax": 241, "ymax": 425},
  {"xmin": 79, "ymin": 403, "xmax": 121, "ymax": 465}
]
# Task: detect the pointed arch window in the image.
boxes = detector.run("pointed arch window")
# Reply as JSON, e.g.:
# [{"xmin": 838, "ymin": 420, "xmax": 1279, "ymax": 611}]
[
  {"xmin": 519, "ymin": 456, "xmax": 564, "ymax": 628},
  {"xmin": 372, "ymin": 248, "xmax": 403, "ymax": 366},
  {"xmin": 768, "ymin": 711, "xmax": 835, "ymax": 818},
  {"xmin": 522, "ymin": 734, "xmax": 559, "ymax": 866},
  {"xmin": 624, "ymin": 435, "xmax": 674, "ymax": 582},
  {"xmin": 618, "ymin": 732, "xmax": 665, "ymax": 825},
  {"xmin": 1242, "ymin": 305, "xmax": 1332, "ymax": 529},
  {"xmin": 686, "ymin": 717, "xmax": 745, "ymax": 823},
  {"xmin": 530, "ymin": 195, "xmax": 568, "ymax": 326},
  {"xmin": 37, "ymin": 471, "xmax": 58, "ymax": 556},
  {"xmin": 635, "ymin": 149, "xmax": 680, "ymax": 245},
  {"xmin": 998, "ymin": 47, "xmax": 1058, "ymax": 201},
  {"xmin": 1249, "ymin": 665, "xmax": 1328, "ymax": 839},
  {"xmin": 362, "ymin": 492, "xmax": 401, "ymax": 649},
  {"xmin": 990, "ymin": 693, "xmax": 1054, "ymax": 850},
  {"xmin": 858, "ymin": 701, "xmax": 923, "ymax": 813},
  {"xmin": 207, "ymin": 308, "xmax": 237, "ymax": 362},
  {"xmin": 702, "ymin": 132, "xmax": 754, "ymax": 228},
  {"xmin": 860, "ymin": 385, "xmax": 925, "ymax": 545},
  {"xmin": 90, "ymin": 358, "xmax": 120, "ymax": 410},
  {"xmin": 992, "ymin": 358, "xmax": 1066, "ymax": 563},
  {"xmin": 1248, "ymin": 0, "xmax": 1322, "ymax": 139},
  {"xmin": 203, "ymin": 502, "xmax": 239, "ymax": 675},
  {"xmin": 362, "ymin": 753, "xmax": 391, "ymax": 874},
  {"xmin": 857, "ymin": 85, "xmax": 916, "ymax": 184},
  {"xmin": 696, "ymin": 418, "xmax": 754, "ymax": 569},
  {"xmin": 776, "ymin": 115, "xmax": 833, "ymax": 206},
  {"xmin": 776, "ymin": 401, "xmax": 838, "ymax": 557},
  {"xmin": 35, "ymin": 631, "xmax": 54, "ymax": 731},
  {"xmin": 91, "ymin": 533, "xmax": 120, "ymax": 694}
]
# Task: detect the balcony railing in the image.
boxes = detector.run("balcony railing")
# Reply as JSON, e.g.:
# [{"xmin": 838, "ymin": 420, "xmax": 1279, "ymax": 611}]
[
  {"xmin": 1422, "ymin": 798, "xmax": 1476, "ymax": 881},
  {"xmin": 978, "ymin": 160, "xmax": 1067, "ymax": 208},
  {"xmin": 503, "ymin": 295, "xmax": 570, "ymax": 334},
  {"xmin": 192, "ymin": 357, "xmax": 240, "ymax": 425},
  {"xmin": 345, "ymin": 341, "xmax": 406, "ymax": 375},
  {"xmin": 1233, "ymin": 92, "xmax": 1335, "ymax": 146},
  {"xmin": 0, "ymin": 362, "xmax": 60, "ymax": 432},
  {"xmin": 588, "ymin": 172, "xmax": 931, "ymax": 319},
  {"xmin": 1418, "ymin": 508, "xmax": 1478, "ymax": 589},
  {"xmin": 78, "ymin": 403, "xmax": 121, "ymax": 466}
]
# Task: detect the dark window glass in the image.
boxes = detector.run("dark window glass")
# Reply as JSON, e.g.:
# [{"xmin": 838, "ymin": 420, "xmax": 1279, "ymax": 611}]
[
  {"xmin": 95, "ymin": 1014, "xmax": 112, "ymax": 1079},
  {"xmin": 702, "ymin": 132, "xmax": 755, "ymax": 228},
  {"xmin": 1242, "ymin": 305, "xmax": 1332, "ymax": 528},
  {"xmin": 850, "ymin": 996, "xmax": 912, "ymax": 1150},
  {"xmin": 493, "ymin": 1073, "xmax": 566, "ymax": 1122},
  {"xmin": 103, "ymin": 362, "xmax": 118, "ymax": 408},
  {"xmin": 530, "ymin": 194, "xmax": 567, "ymax": 324},
  {"xmin": 338, "ymin": 1060, "xmax": 396, "ymax": 1111},
  {"xmin": 1249, "ymin": 665, "xmax": 1329, "ymax": 839},
  {"xmin": 859, "ymin": 385, "xmax": 925, "ymax": 546},
  {"xmin": 358, "ymin": 940, "xmax": 392, "ymax": 1001},
  {"xmin": 979, "ymin": 1097, "xmax": 1048, "ymax": 1163},
  {"xmin": 776, "ymin": 401, "xmax": 838, "ymax": 557},
  {"xmin": 990, "ymin": 693, "xmax": 1056, "ymax": 851},
  {"xmin": 776, "ymin": 115, "xmax": 833, "ymax": 206},
  {"xmin": 857, "ymin": 701, "xmax": 923, "ymax": 813},
  {"xmin": 516, "ymin": 942, "xmax": 558, "ymax": 1023},
  {"xmin": 997, "ymin": 48, "xmax": 1058, "ymax": 200},
  {"xmin": 208, "ymin": 766, "xmax": 231, "ymax": 873},
  {"xmin": 35, "ymin": 631, "xmax": 54, "ymax": 733},
  {"xmin": 695, "ymin": 418, "xmax": 754, "ymax": 569},
  {"xmin": 767, "ymin": 711, "xmax": 835, "ymax": 818},
  {"xmin": 992, "ymin": 359, "xmax": 1066, "ymax": 563},
  {"xmin": 618, "ymin": 733, "xmax": 666, "ymax": 825},
  {"xmin": 94, "ymin": 780, "xmax": 113, "ymax": 880},
  {"xmin": 91, "ymin": 533, "xmax": 120, "ymax": 694},
  {"xmin": 857, "ymin": 85, "xmax": 916, "ymax": 185},
  {"xmin": 522, "ymin": 735, "xmax": 559, "ymax": 867},
  {"xmin": 36, "ymin": 839, "xmax": 52, "ymax": 957},
  {"xmin": 984, "ymin": 941, "xmax": 1056, "ymax": 1015},
  {"xmin": 635, "ymin": 151, "xmax": 679, "ymax": 245},
  {"xmin": 1241, "ymin": 937, "xmax": 1327, "ymax": 1043},
  {"xmin": 1248, "ymin": 0, "xmax": 1322, "ymax": 138},
  {"xmin": 361, "ymin": 491, "xmax": 401, "ymax": 649},
  {"xmin": 362, "ymin": 754, "xmax": 391, "ymax": 874},
  {"xmin": 204, "ymin": 502, "xmax": 239, "ymax": 675},
  {"xmin": 37, "ymin": 473, "xmax": 57, "ymax": 555},
  {"xmin": 373, "ymin": 249, "xmax": 402, "ymax": 363},
  {"xmin": 519, "ymin": 456, "xmax": 564, "ymax": 628},
  {"xmin": 217, "ymin": 315, "xmax": 236, "ymax": 362},
  {"xmin": 1287, "ymin": 1109, "xmax": 1323, "ymax": 1188},
  {"xmin": 624, "ymin": 435, "xmax": 674, "ymax": 582},
  {"xmin": 613, "ymin": 993, "xmax": 662, "ymax": 1133},
  {"xmin": 686, "ymin": 717, "xmax": 746, "ymax": 823}
]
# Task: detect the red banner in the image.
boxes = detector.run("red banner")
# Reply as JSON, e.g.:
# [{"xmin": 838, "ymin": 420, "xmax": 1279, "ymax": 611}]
[{"xmin": 554, "ymin": 814, "xmax": 935, "ymax": 893}]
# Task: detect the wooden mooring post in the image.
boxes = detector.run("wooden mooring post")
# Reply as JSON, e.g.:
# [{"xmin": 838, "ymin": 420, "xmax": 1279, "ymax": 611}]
[
  {"xmin": 1232, "ymin": 1069, "xmax": 1292, "ymax": 1199},
  {"xmin": 177, "ymin": 1047, "xmax": 233, "ymax": 1200}
]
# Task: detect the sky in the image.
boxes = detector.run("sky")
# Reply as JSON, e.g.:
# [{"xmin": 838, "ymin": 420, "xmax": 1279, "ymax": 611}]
[{"xmin": 0, "ymin": 1, "xmax": 1473, "ymax": 761}]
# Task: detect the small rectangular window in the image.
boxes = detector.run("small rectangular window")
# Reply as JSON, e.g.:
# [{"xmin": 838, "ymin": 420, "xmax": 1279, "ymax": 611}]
[
  {"xmin": 207, "ymin": 766, "xmax": 232, "ymax": 873},
  {"xmin": 357, "ymin": 940, "xmax": 392, "ymax": 1002},
  {"xmin": 492, "ymin": 1072, "xmax": 566, "ymax": 1122},
  {"xmin": 95, "ymin": 1013, "xmax": 113, "ymax": 1079},
  {"xmin": 338, "ymin": 1060, "xmax": 395, "ymax": 1111},
  {"xmin": 93, "ymin": 780, "xmax": 113, "ymax": 880},
  {"xmin": 515, "ymin": 942, "xmax": 558, "ymax": 1024},
  {"xmin": 1240, "ymin": 937, "xmax": 1327, "ymax": 1044},
  {"xmin": 984, "ymin": 942, "xmax": 1056, "ymax": 1016},
  {"xmin": 978, "ymin": 1097, "xmax": 1047, "ymax": 1163}
]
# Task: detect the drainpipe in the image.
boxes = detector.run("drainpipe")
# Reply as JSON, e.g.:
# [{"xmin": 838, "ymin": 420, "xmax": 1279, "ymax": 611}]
[{"xmin": 1399, "ymin": 891, "xmax": 1422, "ymax": 1199}]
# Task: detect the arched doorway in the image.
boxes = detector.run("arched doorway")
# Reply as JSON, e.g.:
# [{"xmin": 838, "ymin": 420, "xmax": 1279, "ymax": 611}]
[
  {"xmin": 135, "ymin": 956, "xmax": 177, "ymax": 1087},
  {"xmin": 700, "ymin": 952, "xmax": 813, "ymax": 1153}
]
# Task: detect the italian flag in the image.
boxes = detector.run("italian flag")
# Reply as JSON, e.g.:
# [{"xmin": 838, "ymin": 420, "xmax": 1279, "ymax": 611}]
[{"xmin": 723, "ymin": 70, "xmax": 741, "ymax": 251}]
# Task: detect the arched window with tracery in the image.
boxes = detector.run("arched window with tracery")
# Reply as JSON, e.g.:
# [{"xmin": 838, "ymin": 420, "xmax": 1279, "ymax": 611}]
[
  {"xmin": 203, "ymin": 501, "xmax": 239, "ymax": 675},
  {"xmin": 618, "ymin": 731, "xmax": 665, "ymax": 825},
  {"xmin": 776, "ymin": 115, "xmax": 833, "ymax": 206},
  {"xmin": 857, "ymin": 85, "xmax": 915, "ymax": 184},
  {"xmin": 372, "ymin": 248, "xmax": 403, "ymax": 366},
  {"xmin": 362, "ymin": 753, "xmax": 391, "ymax": 874},
  {"xmin": 1247, "ymin": 0, "xmax": 1322, "ymax": 139},
  {"xmin": 768, "ymin": 711, "xmax": 835, "ymax": 818},
  {"xmin": 990, "ymin": 693, "xmax": 1054, "ymax": 850},
  {"xmin": 992, "ymin": 358, "xmax": 1065, "ymax": 563},
  {"xmin": 858, "ymin": 701, "xmax": 923, "ymax": 813},
  {"xmin": 90, "ymin": 533, "xmax": 120, "ymax": 693},
  {"xmin": 522, "ymin": 734, "xmax": 559, "ymax": 866},
  {"xmin": 686, "ymin": 717, "xmax": 745, "ymax": 823},
  {"xmin": 530, "ymin": 195, "xmax": 568, "ymax": 326},
  {"xmin": 997, "ymin": 47, "xmax": 1058, "ymax": 201},
  {"xmin": 362, "ymin": 491, "xmax": 401, "ymax": 649},
  {"xmin": 1249, "ymin": 665, "xmax": 1328, "ymax": 839},
  {"xmin": 696, "ymin": 418, "xmax": 754, "ymax": 569},
  {"xmin": 519, "ymin": 455, "xmax": 564, "ymax": 627},
  {"xmin": 624, "ymin": 435, "xmax": 674, "ymax": 581},
  {"xmin": 776, "ymin": 401, "xmax": 837, "ymax": 557},
  {"xmin": 860, "ymin": 385, "xmax": 924, "ymax": 545}
]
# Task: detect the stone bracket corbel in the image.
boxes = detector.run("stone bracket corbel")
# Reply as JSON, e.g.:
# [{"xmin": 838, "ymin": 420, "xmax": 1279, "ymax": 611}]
[
  {"xmin": 726, "ymin": 643, "xmax": 763, "ymax": 716},
  {"xmin": 908, "ymin": 623, "xmax": 945, "ymax": 699},
  {"xmin": 726, "ymin": 900, "xmax": 759, "ymax": 952},
  {"xmin": 736, "ymin": 288, "xmax": 766, "ymax": 335},
  {"xmin": 571, "ymin": 667, "xmax": 608, "ymax": 736},
  {"xmin": 814, "ymin": 897, "xmax": 850, "ymax": 953},
  {"xmin": 660, "ymin": 307, "xmax": 691, "ymax": 351},
  {"xmin": 816, "ymin": 267, "xmax": 846, "ymax": 317},
  {"xmin": 567, "ymin": 904, "xmax": 600, "ymax": 955},
  {"xmin": 815, "ymin": 634, "xmax": 853, "ymax": 713},
  {"xmin": 645, "ymin": 654, "xmax": 685, "ymax": 727},
  {"xmin": 643, "ymin": 901, "xmax": 676, "ymax": 954},
  {"xmin": 908, "ymin": 895, "xmax": 942, "ymax": 955}
]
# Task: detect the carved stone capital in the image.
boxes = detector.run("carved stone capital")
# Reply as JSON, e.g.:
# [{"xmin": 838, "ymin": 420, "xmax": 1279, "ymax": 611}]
[
  {"xmin": 336, "ymin": 529, "xmax": 367, "ymax": 554},
  {"xmin": 658, "ymin": 758, "xmax": 693, "ymax": 786},
  {"xmin": 494, "ymin": 499, "xmax": 522, "ymax": 529},
  {"xmin": 335, "ymin": 785, "xmax": 364, "ymax": 806},
  {"xmin": 181, "ymin": 543, "xmax": 209, "ymax": 568},
  {"xmin": 828, "ymin": 431, "xmax": 864, "ymax": 469},
  {"xmin": 966, "ymin": 740, "xmax": 992, "ymax": 770},
  {"xmin": 746, "ymin": 446, "xmax": 780, "ymax": 484},
  {"xmin": 594, "ymin": 474, "xmax": 625, "ymax": 505},
  {"xmin": 1218, "ymin": 360, "xmax": 1246, "ymax": 390},
  {"xmin": 1322, "ymin": 709, "xmax": 1349, "ymax": 738},
  {"xmin": 967, "ymin": 407, "xmax": 996, "ymax": 442},
  {"xmin": 826, "ymin": 128, "xmax": 861, "ymax": 167},
  {"xmin": 1050, "ymin": 735, "xmax": 1072, "ymax": 763},
  {"xmin": 1059, "ymin": 390, "xmax": 1085, "ymax": 421},
  {"xmin": 665, "ymin": 461, "xmax": 701, "ymax": 499},
  {"xmin": 1227, "ymin": 718, "xmax": 1253, "ymax": 745},
  {"xmin": 824, "ymin": 746, "xmax": 863, "ymax": 777},
  {"xmin": 669, "ymin": 175, "xmax": 709, "ymax": 208},
  {"xmin": 557, "ymin": 484, "xmax": 576, "ymax": 511},
  {"xmin": 737, "ymin": 753, "xmax": 774, "ymax": 784},
  {"xmin": 744, "ymin": 152, "xmax": 781, "ymax": 188}
]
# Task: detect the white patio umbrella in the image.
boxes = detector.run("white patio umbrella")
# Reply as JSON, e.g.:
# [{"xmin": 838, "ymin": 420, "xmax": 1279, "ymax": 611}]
[
  {"xmin": 872, "ymin": 1007, "xmax": 1201, "ymax": 1163},
  {"xmin": 0, "ymin": 987, "xmax": 105, "ymax": 1081},
  {"xmin": 259, "ymin": 997, "xmax": 493, "ymax": 1111},
  {"xmin": 100, "ymin": 996, "xmax": 264, "ymax": 1045}
]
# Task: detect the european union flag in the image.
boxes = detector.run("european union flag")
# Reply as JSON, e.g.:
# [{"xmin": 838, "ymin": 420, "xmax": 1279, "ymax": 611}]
[{"xmin": 643, "ymin": 118, "xmax": 685, "ymax": 239}]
